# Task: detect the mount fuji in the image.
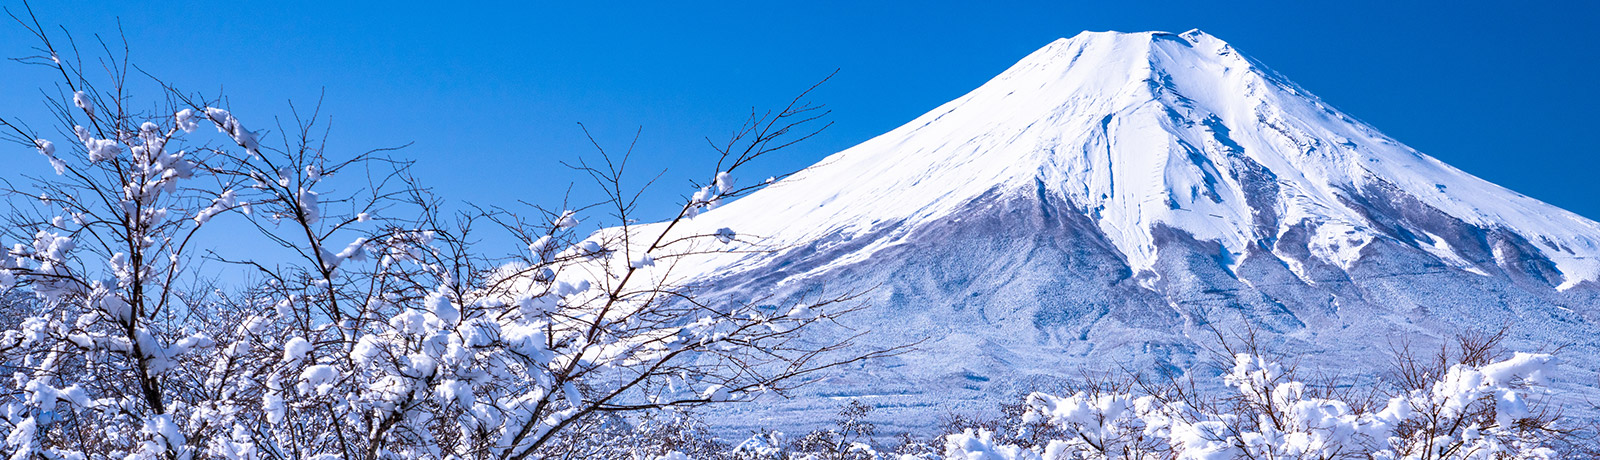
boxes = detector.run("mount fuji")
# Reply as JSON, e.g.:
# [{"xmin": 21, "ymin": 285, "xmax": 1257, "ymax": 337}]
[{"xmin": 627, "ymin": 29, "xmax": 1600, "ymax": 433}]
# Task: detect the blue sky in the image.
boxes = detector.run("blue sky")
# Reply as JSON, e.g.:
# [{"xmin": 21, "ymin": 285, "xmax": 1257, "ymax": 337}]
[{"xmin": 3, "ymin": 1, "xmax": 1598, "ymax": 226}]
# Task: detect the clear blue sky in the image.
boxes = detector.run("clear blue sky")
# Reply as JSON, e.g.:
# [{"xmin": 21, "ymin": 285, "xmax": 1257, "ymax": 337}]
[{"xmin": 4, "ymin": 1, "xmax": 1598, "ymax": 226}]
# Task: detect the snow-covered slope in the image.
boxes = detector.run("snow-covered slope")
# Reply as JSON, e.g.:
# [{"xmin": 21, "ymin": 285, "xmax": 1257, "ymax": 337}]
[
  {"xmin": 628, "ymin": 30, "xmax": 1600, "ymax": 433},
  {"xmin": 665, "ymin": 29, "xmax": 1600, "ymax": 291}
]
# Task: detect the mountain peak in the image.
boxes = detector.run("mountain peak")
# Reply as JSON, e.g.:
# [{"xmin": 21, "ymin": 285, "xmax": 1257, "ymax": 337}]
[
  {"xmin": 1051, "ymin": 29, "xmax": 1226, "ymax": 53},
  {"xmin": 669, "ymin": 30, "xmax": 1600, "ymax": 291},
  {"xmin": 996, "ymin": 29, "xmax": 1253, "ymax": 110},
  {"xmin": 655, "ymin": 31, "xmax": 1600, "ymax": 434}
]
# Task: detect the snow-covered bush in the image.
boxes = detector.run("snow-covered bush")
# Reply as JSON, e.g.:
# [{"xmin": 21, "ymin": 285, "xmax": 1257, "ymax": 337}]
[
  {"xmin": 0, "ymin": 12, "xmax": 897, "ymax": 459},
  {"xmin": 786, "ymin": 400, "xmax": 881, "ymax": 460},
  {"xmin": 940, "ymin": 333, "xmax": 1566, "ymax": 460}
]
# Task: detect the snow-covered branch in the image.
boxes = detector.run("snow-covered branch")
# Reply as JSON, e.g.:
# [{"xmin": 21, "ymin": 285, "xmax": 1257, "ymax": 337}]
[{"xmin": 0, "ymin": 9, "xmax": 892, "ymax": 459}]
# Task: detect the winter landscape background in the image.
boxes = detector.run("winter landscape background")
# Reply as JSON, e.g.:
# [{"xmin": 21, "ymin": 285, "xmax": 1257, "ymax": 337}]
[
  {"xmin": 4, "ymin": 2, "xmax": 1598, "ymax": 225},
  {"xmin": 3, "ymin": 1, "xmax": 1600, "ymax": 458}
]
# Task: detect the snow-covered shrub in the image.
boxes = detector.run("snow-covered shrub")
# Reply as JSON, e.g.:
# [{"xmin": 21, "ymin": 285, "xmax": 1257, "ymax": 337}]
[
  {"xmin": 624, "ymin": 410, "xmax": 732, "ymax": 460},
  {"xmin": 934, "ymin": 332, "xmax": 1566, "ymax": 459},
  {"xmin": 0, "ymin": 14, "xmax": 896, "ymax": 460},
  {"xmin": 788, "ymin": 400, "xmax": 880, "ymax": 460}
]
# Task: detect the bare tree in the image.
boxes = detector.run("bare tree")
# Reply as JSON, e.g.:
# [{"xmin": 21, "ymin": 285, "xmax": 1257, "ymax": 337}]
[{"xmin": 0, "ymin": 5, "xmax": 904, "ymax": 459}]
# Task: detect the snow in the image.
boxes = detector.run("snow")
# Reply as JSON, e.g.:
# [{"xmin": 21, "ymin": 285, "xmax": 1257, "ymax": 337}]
[
  {"xmin": 1417, "ymin": 230, "xmax": 1487, "ymax": 275},
  {"xmin": 630, "ymin": 253, "xmax": 655, "ymax": 269},
  {"xmin": 529, "ymin": 235, "xmax": 555, "ymax": 263},
  {"xmin": 574, "ymin": 240, "xmax": 604, "ymax": 256},
  {"xmin": 435, "ymin": 379, "xmax": 473, "ymax": 408},
  {"xmin": 204, "ymin": 107, "xmax": 260, "ymax": 154},
  {"xmin": 426, "ymin": 289, "xmax": 459, "ymax": 325},
  {"xmin": 175, "ymin": 109, "xmax": 198, "ymax": 133},
  {"xmin": 194, "ymin": 190, "xmax": 238, "ymax": 225},
  {"xmin": 84, "ymin": 137, "xmax": 120, "ymax": 162},
  {"xmin": 33, "ymin": 139, "xmax": 53, "ymax": 157},
  {"xmin": 949, "ymin": 351, "xmax": 1563, "ymax": 458},
  {"xmin": 335, "ymin": 238, "xmax": 368, "ymax": 261},
  {"xmin": 298, "ymin": 365, "xmax": 340, "ymax": 395},
  {"xmin": 943, "ymin": 429, "xmax": 1035, "ymax": 460},
  {"xmin": 282, "ymin": 337, "xmax": 313, "ymax": 365},
  {"xmin": 701, "ymin": 384, "xmax": 731, "ymax": 402},
  {"xmin": 554, "ymin": 210, "xmax": 580, "ymax": 229},
  {"xmin": 563, "ymin": 381, "xmax": 584, "ymax": 406},
  {"xmin": 1479, "ymin": 352, "xmax": 1554, "ymax": 386},
  {"xmin": 71, "ymin": 91, "xmax": 93, "ymax": 116},
  {"xmin": 351, "ymin": 334, "xmax": 383, "ymax": 366},
  {"xmin": 652, "ymin": 452, "xmax": 690, "ymax": 460},
  {"xmin": 297, "ymin": 189, "xmax": 321, "ymax": 223},
  {"xmin": 389, "ymin": 309, "xmax": 428, "ymax": 335},
  {"xmin": 140, "ymin": 414, "xmax": 185, "ymax": 453},
  {"xmin": 618, "ymin": 29, "xmax": 1600, "ymax": 293},
  {"xmin": 263, "ymin": 394, "xmax": 285, "ymax": 424},
  {"xmin": 6, "ymin": 416, "xmax": 37, "ymax": 455},
  {"xmin": 1305, "ymin": 221, "xmax": 1373, "ymax": 272},
  {"xmin": 784, "ymin": 305, "xmax": 817, "ymax": 321}
]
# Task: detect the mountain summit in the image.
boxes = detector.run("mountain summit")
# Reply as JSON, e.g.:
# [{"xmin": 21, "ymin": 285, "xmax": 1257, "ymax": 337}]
[{"xmin": 644, "ymin": 30, "xmax": 1600, "ymax": 432}]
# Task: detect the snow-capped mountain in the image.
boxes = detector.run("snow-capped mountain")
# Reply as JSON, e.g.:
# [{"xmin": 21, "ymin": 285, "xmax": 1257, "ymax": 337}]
[{"xmin": 639, "ymin": 30, "xmax": 1600, "ymax": 433}]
